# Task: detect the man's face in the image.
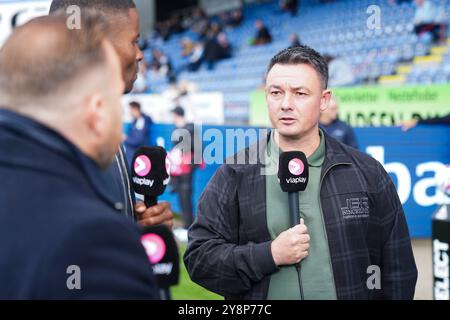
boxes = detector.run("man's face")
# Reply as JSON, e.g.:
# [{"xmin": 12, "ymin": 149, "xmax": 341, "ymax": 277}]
[
  {"xmin": 130, "ymin": 106, "xmax": 141, "ymax": 120},
  {"xmin": 172, "ymin": 113, "xmax": 183, "ymax": 128},
  {"xmin": 97, "ymin": 41, "xmax": 126, "ymax": 168},
  {"xmin": 266, "ymin": 63, "xmax": 330, "ymax": 140},
  {"xmin": 109, "ymin": 8, "xmax": 143, "ymax": 93}
]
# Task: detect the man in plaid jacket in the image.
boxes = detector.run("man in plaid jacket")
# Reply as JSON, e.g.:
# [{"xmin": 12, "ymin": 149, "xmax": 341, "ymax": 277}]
[{"xmin": 184, "ymin": 45, "xmax": 417, "ymax": 300}]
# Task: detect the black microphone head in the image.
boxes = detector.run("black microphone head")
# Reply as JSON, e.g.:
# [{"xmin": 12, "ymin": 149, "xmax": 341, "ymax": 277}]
[
  {"xmin": 141, "ymin": 225, "xmax": 180, "ymax": 288},
  {"xmin": 131, "ymin": 146, "xmax": 170, "ymax": 197},
  {"xmin": 278, "ymin": 151, "xmax": 309, "ymax": 193}
]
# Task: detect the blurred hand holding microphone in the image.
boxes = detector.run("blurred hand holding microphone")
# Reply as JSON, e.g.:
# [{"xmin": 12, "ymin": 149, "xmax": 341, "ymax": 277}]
[{"xmin": 131, "ymin": 146, "xmax": 180, "ymax": 300}]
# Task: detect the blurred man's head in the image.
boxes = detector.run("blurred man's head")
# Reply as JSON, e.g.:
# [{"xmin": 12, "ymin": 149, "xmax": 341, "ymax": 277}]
[
  {"xmin": 171, "ymin": 106, "xmax": 186, "ymax": 128},
  {"xmin": 129, "ymin": 101, "xmax": 142, "ymax": 120},
  {"xmin": 320, "ymin": 95, "xmax": 339, "ymax": 125},
  {"xmin": 0, "ymin": 12, "xmax": 125, "ymax": 169},
  {"xmin": 255, "ymin": 20, "xmax": 263, "ymax": 29},
  {"xmin": 289, "ymin": 33, "xmax": 300, "ymax": 45},
  {"xmin": 49, "ymin": 0, "xmax": 143, "ymax": 93},
  {"xmin": 265, "ymin": 45, "xmax": 331, "ymax": 140}
]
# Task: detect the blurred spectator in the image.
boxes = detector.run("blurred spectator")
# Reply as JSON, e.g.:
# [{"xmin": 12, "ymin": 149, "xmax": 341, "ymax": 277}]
[
  {"xmin": 320, "ymin": 96, "xmax": 358, "ymax": 149},
  {"xmin": 228, "ymin": 9, "xmax": 244, "ymax": 28},
  {"xmin": 187, "ymin": 42, "xmax": 205, "ymax": 72},
  {"xmin": 168, "ymin": 13, "xmax": 185, "ymax": 35},
  {"xmin": 169, "ymin": 106, "xmax": 196, "ymax": 242},
  {"xmin": 413, "ymin": 0, "xmax": 446, "ymax": 44},
  {"xmin": 203, "ymin": 32, "xmax": 232, "ymax": 70},
  {"xmin": 154, "ymin": 20, "xmax": 175, "ymax": 42},
  {"xmin": 155, "ymin": 13, "xmax": 186, "ymax": 42},
  {"xmin": 124, "ymin": 101, "xmax": 154, "ymax": 164},
  {"xmin": 217, "ymin": 32, "xmax": 232, "ymax": 57},
  {"xmin": 181, "ymin": 12, "xmax": 194, "ymax": 30},
  {"xmin": 289, "ymin": 33, "xmax": 301, "ymax": 47},
  {"xmin": 191, "ymin": 7, "xmax": 209, "ymax": 40},
  {"xmin": 401, "ymin": 113, "xmax": 450, "ymax": 131},
  {"xmin": 149, "ymin": 48, "xmax": 174, "ymax": 81},
  {"xmin": 163, "ymin": 80, "xmax": 198, "ymax": 102},
  {"xmin": 280, "ymin": 0, "xmax": 299, "ymax": 16},
  {"xmin": 218, "ymin": 11, "xmax": 231, "ymax": 27},
  {"xmin": 131, "ymin": 61, "xmax": 148, "ymax": 94},
  {"xmin": 252, "ymin": 20, "xmax": 272, "ymax": 45},
  {"xmin": 192, "ymin": 7, "xmax": 208, "ymax": 25},
  {"xmin": 181, "ymin": 37, "xmax": 195, "ymax": 57},
  {"xmin": 325, "ymin": 55, "xmax": 355, "ymax": 87},
  {"xmin": 219, "ymin": 8, "xmax": 244, "ymax": 28},
  {"xmin": 209, "ymin": 22, "xmax": 223, "ymax": 37}
]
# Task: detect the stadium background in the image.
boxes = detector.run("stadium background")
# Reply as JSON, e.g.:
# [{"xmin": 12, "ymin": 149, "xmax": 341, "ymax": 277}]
[{"xmin": 1, "ymin": 0, "xmax": 449, "ymax": 300}]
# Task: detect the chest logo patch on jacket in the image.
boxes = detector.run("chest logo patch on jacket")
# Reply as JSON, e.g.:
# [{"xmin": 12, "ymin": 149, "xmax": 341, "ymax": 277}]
[{"xmin": 341, "ymin": 197, "xmax": 369, "ymax": 219}]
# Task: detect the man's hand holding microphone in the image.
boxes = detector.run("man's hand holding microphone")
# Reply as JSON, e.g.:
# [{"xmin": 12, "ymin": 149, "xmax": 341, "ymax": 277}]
[
  {"xmin": 273, "ymin": 150, "xmax": 310, "ymax": 267},
  {"xmin": 135, "ymin": 201, "xmax": 173, "ymax": 229},
  {"xmin": 131, "ymin": 146, "xmax": 174, "ymax": 229},
  {"xmin": 271, "ymin": 218, "xmax": 310, "ymax": 266}
]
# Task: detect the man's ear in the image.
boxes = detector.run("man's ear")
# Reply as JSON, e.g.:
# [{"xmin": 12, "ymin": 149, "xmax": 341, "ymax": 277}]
[
  {"xmin": 320, "ymin": 90, "xmax": 332, "ymax": 112},
  {"xmin": 84, "ymin": 93, "xmax": 104, "ymax": 137}
]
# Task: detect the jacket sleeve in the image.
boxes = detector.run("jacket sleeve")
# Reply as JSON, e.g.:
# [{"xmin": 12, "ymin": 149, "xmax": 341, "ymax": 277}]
[
  {"xmin": 376, "ymin": 162, "xmax": 418, "ymax": 299},
  {"xmin": 183, "ymin": 164, "xmax": 278, "ymax": 297},
  {"xmin": 42, "ymin": 214, "xmax": 159, "ymax": 300}
]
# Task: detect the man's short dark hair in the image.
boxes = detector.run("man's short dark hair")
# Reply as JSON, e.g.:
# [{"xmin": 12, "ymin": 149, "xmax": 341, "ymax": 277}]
[
  {"xmin": 171, "ymin": 106, "xmax": 185, "ymax": 117},
  {"xmin": 267, "ymin": 45, "xmax": 329, "ymax": 89},
  {"xmin": 49, "ymin": 0, "xmax": 136, "ymax": 14},
  {"xmin": 129, "ymin": 101, "xmax": 141, "ymax": 111}
]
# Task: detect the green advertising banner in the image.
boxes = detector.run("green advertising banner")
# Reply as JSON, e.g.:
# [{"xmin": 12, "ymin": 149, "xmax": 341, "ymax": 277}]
[
  {"xmin": 250, "ymin": 84, "xmax": 450, "ymax": 127},
  {"xmin": 250, "ymin": 89, "xmax": 270, "ymax": 127}
]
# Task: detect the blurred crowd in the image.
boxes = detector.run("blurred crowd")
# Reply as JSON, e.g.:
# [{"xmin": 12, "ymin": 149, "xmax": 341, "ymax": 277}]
[{"xmin": 131, "ymin": 0, "xmax": 448, "ymax": 95}]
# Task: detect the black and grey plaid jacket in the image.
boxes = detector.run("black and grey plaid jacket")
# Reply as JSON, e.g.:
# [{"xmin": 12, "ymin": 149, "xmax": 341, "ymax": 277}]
[{"xmin": 184, "ymin": 131, "xmax": 417, "ymax": 300}]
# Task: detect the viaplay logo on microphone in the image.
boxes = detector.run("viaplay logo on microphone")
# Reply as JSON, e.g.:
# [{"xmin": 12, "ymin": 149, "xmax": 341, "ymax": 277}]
[
  {"xmin": 141, "ymin": 233, "xmax": 174, "ymax": 276},
  {"xmin": 289, "ymin": 158, "xmax": 304, "ymax": 176},
  {"xmin": 141, "ymin": 233, "xmax": 166, "ymax": 264},
  {"xmin": 287, "ymin": 158, "xmax": 306, "ymax": 184},
  {"xmin": 279, "ymin": 151, "xmax": 309, "ymax": 192},
  {"xmin": 135, "ymin": 155, "xmax": 151, "ymax": 177},
  {"xmin": 133, "ymin": 155, "xmax": 154, "ymax": 186},
  {"xmin": 131, "ymin": 146, "xmax": 171, "ymax": 196}
]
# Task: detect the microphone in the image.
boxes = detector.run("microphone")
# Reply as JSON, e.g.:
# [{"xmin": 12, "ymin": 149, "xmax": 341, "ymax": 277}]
[
  {"xmin": 278, "ymin": 151, "xmax": 309, "ymax": 300},
  {"xmin": 131, "ymin": 146, "xmax": 170, "ymax": 208},
  {"xmin": 140, "ymin": 224, "xmax": 180, "ymax": 296},
  {"xmin": 131, "ymin": 146, "xmax": 179, "ymax": 300},
  {"xmin": 278, "ymin": 151, "xmax": 309, "ymax": 227}
]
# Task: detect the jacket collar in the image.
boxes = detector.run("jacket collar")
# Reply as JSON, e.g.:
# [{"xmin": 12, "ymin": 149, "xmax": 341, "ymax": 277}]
[
  {"xmin": 236, "ymin": 128, "xmax": 353, "ymax": 179},
  {"xmin": 322, "ymin": 130, "xmax": 353, "ymax": 165},
  {"xmin": 261, "ymin": 128, "xmax": 353, "ymax": 165}
]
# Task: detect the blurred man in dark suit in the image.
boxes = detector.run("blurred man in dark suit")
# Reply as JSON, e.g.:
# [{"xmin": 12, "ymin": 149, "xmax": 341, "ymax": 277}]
[
  {"xmin": 320, "ymin": 96, "xmax": 358, "ymax": 149},
  {"xmin": 0, "ymin": 12, "xmax": 158, "ymax": 299}
]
